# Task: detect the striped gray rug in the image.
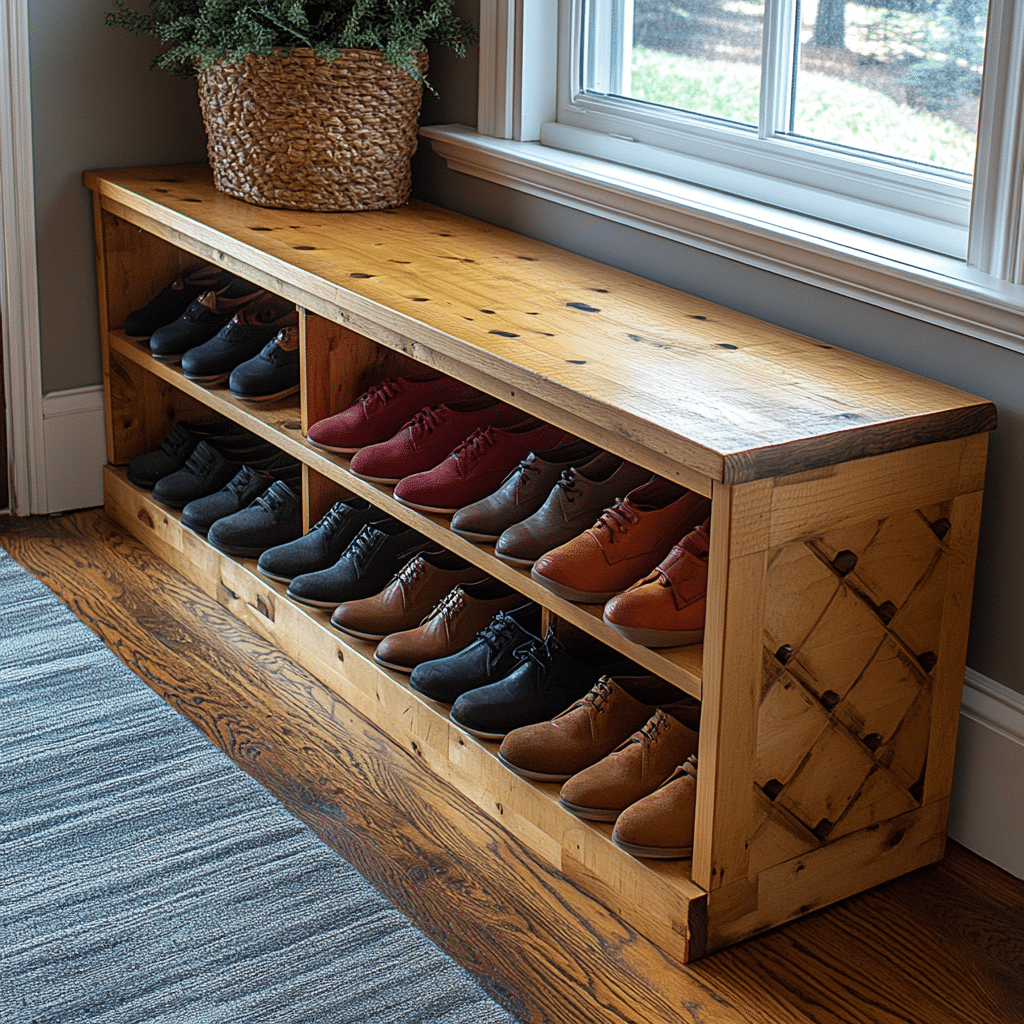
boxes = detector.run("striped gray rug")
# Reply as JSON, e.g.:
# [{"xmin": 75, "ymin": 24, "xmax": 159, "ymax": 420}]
[{"xmin": 0, "ymin": 549, "xmax": 520, "ymax": 1024}]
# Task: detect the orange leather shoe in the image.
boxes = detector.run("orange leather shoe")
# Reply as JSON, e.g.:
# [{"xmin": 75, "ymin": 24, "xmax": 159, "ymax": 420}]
[
  {"xmin": 531, "ymin": 479, "xmax": 711, "ymax": 603},
  {"xmin": 602, "ymin": 518, "xmax": 711, "ymax": 647},
  {"xmin": 612, "ymin": 755, "xmax": 699, "ymax": 859}
]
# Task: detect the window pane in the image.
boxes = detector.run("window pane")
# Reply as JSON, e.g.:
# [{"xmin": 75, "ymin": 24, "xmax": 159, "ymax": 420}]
[
  {"xmin": 582, "ymin": 0, "xmax": 766, "ymax": 128},
  {"xmin": 791, "ymin": 0, "xmax": 989, "ymax": 174}
]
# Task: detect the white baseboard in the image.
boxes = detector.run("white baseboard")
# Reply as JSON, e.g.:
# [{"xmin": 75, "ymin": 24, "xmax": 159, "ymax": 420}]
[
  {"xmin": 41, "ymin": 385, "xmax": 105, "ymax": 512},
  {"xmin": 949, "ymin": 669, "xmax": 1024, "ymax": 880}
]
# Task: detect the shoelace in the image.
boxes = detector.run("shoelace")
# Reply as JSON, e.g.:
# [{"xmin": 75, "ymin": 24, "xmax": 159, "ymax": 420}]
[
  {"xmin": 519, "ymin": 630, "xmax": 562, "ymax": 671},
  {"xmin": 452, "ymin": 426, "xmax": 497, "ymax": 470},
  {"xmin": 426, "ymin": 586, "xmax": 465, "ymax": 622},
  {"xmin": 633, "ymin": 709, "xmax": 669, "ymax": 747},
  {"xmin": 406, "ymin": 404, "xmax": 446, "ymax": 438},
  {"xmin": 476, "ymin": 611, "xmax": 519, "ymax": 650},
  {"xmin": 563, "ymin": 677, "xmax": 612, "ymax": 715},
  {"xmin": 224, "ymin": 466, "xmax": 260, "ymax": 498},
  {"xmin": 344, "ymin": 526, "xmax": 382, "ymax": 568},
  {"xmin": 160, "ymin": 424, "xmax": 194, "ymax": 456},
  {"xmin": 555, "ymin": 467, "xmax": 582, "ymax": 503},
  {"xmin": 359, "ymin": 377, "xmax": 403, "ymax": 412},
  {"xmin": 254, "ymin": 484, "xmax": 291, "ymax": 514},
  {"xmin": 513, "ymin": 456, "xmax": 540, "ymax": 490},
  {"xmin": 313, "ymin": 502, "xmax": 351, "ymax": 535},
  {"xmin": 394, "ymin": 555, "xmax": 426, "ymax": 591},
  {"xmin": 681, "ymin": 754, "xmax": 698, "ymax": 781},
  {"xmin": 183, "ymin": 443, "xmax": 219, "ymax": 476},
  {"xmin": 593, "ymin": 498, "xmax": 638, "ymax": 543}
]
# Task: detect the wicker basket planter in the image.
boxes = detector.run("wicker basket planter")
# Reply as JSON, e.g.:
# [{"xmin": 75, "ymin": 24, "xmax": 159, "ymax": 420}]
[{"xmin": 197, "ymin": 48, "xmax": 427, "ymax": 212}]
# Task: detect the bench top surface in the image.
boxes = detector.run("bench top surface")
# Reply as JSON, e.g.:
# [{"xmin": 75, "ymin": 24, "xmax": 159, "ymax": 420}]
[{"xmin": 85, "ymin": 164, "xmax": 996, "ymax": 485}]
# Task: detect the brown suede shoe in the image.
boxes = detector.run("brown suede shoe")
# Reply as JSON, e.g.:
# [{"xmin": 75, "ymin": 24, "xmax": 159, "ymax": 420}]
[
  {"xmin": 493, "ymin": 452, "xmax": 652, "ymax": 568},
  {"xmin": 532, "ymin": 480, "xmax": 711, "ymax": 603},
  {"xmin": 559, "ymin": 700, "xmax": 700, "ymax": 821},
  {"xmin": 602, "ymin": 517, "xmax": 711, "ymax": 647},
  {"xmin": 497, "ymin": 674, "xmax": 684, "ymax": 781},
  {"xmin": 372, "ymin": 579, "xmax": 531, "ymax": 673},
  {"xmin": 330, "ymin": 550, "xmax": 487, "ymax": 640},
  {"xmin": 612, "ymin": 755, "xmax": 698, "ymax": 859}
]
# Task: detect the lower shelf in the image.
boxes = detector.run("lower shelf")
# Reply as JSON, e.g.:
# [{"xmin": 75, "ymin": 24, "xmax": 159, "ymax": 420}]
[{"xmin": 104, "ymin": 465, "xmax": 710, "ymax": 962}]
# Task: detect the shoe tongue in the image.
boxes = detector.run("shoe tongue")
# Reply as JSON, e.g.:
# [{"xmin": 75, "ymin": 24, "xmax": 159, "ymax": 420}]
[{"xmin": 197, "ymin": 290, "xmax": 219, "ymax": 312}]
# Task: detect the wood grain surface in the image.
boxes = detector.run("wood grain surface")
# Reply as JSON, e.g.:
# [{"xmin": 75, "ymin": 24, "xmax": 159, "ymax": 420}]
[
  {"xmin": 4, "ymin": 508, "xmax": 1023, "ymax": 1024},
  {"xmin": 84, "ymin": 165, "xmax": 996, "ymax": 484}
]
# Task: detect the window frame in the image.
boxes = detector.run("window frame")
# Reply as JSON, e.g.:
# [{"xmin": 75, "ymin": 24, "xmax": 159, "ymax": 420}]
[{"xmin": 420, "ymin": 0, "xmax": 1024, "ymax": 355}]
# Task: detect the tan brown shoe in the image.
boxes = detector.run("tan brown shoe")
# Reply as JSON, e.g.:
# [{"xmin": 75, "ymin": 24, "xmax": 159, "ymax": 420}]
[
  {"xmin": 497, "ymin": 674, "xmax": 684, "ymax": 781},
  {"xmin": 612, "ymin": 756, "xmax": 698, "ymax": 859},
  {"xmin": 533, "ymin": 480, "xmax": 711, "ymax": 603},
  {"xmin": 330, "ymin": 550, "xmax": 487, "ymax": 640},
  {"xmin": 372, "ymin": 579, "xmax": 531, "ymax": 673},
  {"xmin": 602, "ymin": 518, "xmax": 711, "ymax": 647},
  {"xmin": 559, "ymin": 700, "xmax": 700, "ymax": 821}
]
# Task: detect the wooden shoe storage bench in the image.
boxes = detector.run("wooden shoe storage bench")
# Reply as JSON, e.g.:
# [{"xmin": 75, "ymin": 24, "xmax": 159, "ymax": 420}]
[{"xmin": 85, "ymin": 164, "xmax": 995, "ymax": 978}]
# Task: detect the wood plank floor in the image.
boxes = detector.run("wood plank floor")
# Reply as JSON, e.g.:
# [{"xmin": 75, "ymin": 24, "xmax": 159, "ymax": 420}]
[{"xmin": 3, "ymin": 507, "xmax": 1023, "ymax": 1024}]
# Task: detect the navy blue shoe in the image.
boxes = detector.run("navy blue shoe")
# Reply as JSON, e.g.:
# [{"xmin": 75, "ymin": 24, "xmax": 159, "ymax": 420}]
[
  {"xmin": 229, "ymin": 327, "xmax": 301, "ymax": 402},
  {"xmin": 182, "ymin": 304, "xmax": 297, "ymax": 384},
  {"xmin": 208, "ymin": 480, "xmax": 304, "ymax": 557},
  {"xmin": 124, "ymin": 265, "xmax": 231, "ymax": 338}
]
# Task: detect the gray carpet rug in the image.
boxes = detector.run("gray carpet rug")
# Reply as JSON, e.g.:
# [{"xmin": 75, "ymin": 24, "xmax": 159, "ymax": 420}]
[{"xmin": 0, "ymin": 548, "xmax": 520, "ymax": 1024}]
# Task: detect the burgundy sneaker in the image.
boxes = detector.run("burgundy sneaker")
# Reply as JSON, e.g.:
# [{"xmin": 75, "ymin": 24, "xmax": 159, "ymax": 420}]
[
  {"xmin": 306, "ymin": 374, "xmax": 480, "ymax": 454},
  {"xmin": 349, "ymin": 397, "xmax": 528, "ymax": 485},
  {"xmin": 393, "ymin": 420, "xmax": 577, "ymax": 515}
]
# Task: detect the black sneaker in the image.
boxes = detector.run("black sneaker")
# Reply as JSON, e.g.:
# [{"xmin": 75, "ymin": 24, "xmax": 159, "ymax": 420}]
[
  {"xmin": 126, "ymin": 420, "xmax": 230, "ymax": 489},
  {"xmin": 124, "ymin": 265, "xmax": 232, "ymax": 338},
  {"xmin": 286, "ymin": 518, "xmax": 435, "ymax": 609},
  {"xmin": 149, "ymin": 279, "xmax": 265, "ymax": 363},
  {"xmin": 256, "ymin": 497, "xmax": 376, "ymax": 583},
  {"xmin": 207, "ymin": 480, "xmax": 303, "ymax": 557},
  {"xmin": 181, "ymin": 304, "xmax": 298, "ymax": 384},
  {"xmin": 229, "ymin": 327, "xmax": 301, "ymax": 402},
  {"xmin": 180, "ymin": 454, "xmax": 301, "ymax": 535},
  {"xmin": 448, "ymin": 629, "xmax": 638, "ymax": 740},
  {"xmin": 409, "ymin": 607, "xmax": 542, "ymax": 704}
]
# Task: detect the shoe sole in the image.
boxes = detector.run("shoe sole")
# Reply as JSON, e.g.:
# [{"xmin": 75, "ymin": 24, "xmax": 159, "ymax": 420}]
[
  {"xmin": 496, "ymin": 751, "xmax": 573, "ymax": 783},
  {"xmin": 530, "ymin": 568, "xmax": 620, "ymax": 603},
  {"xmin": 372, "ymin": 652, "xmax": 415, "ymax": 674},
  {"xmin": 447, "ymin": 714, "xmax": 508, "ymax": 741},
  {"xmin": 232, "ymin": 386, "xmax": 300, "ymax": 403},
  {"xmin": 208, "ymin": 542, "xmax": 269, "ymax": 557},
  {"xmin": 183, "ymin": 371, "xmax": 231, "ymax": 385},
  {"xmin": 601, "ymin": 615, "xmax": 705, "ymax": 648},
  {"xmin": 393, "ymin": 495, "xmax": 461, "ymax": 515},
  {"xmin": 256, "ymin": 565, "xmax": 295, "ymax": 584},
  {"xmin": 349, "ymin": 469, "xmax": 403, "ymax": 486},
  {"xmin": 331, "ymin": 621, "xmax": 389, "ymax": 641},
  {"xmin": 449, "ymin": 525, "xmax": 502, "ymax": 543},
  {"xmin": 492, "ymin": 550, "xmax": 537, "ymax": 569},
  {"xmin": 286, "ymin": 592, "xmax": 344, "ymax": 609},
  {"xmin": 611, "ymin": 836, "xmax": 694, "ymax": 859},
  {"xmin": 306, "ymin": 438, "xmax": 362, "ymax": 455},
  {"xmin": 150, "ymin": 352, "xmax": 184, "ymax": 364},
  {"xmin": 558, "ymin": 797, "xmax": 622, "ymax": 822}
]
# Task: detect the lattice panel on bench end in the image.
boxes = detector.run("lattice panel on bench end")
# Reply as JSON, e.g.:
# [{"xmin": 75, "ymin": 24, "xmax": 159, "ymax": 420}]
[{"xmin": 749, "ymin": 506, "xmax": 952, "ymax": 875}]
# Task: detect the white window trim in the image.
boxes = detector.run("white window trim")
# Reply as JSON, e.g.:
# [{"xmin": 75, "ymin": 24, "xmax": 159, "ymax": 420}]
[{"xmin": 421, "ymin": 0, "xmax": 1024, "ymax": 357}]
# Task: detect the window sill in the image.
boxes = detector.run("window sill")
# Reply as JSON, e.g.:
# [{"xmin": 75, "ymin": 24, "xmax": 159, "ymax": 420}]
[{"xmin": 421, "ymin": 124, "xmax": 1024, "ymax": 357}]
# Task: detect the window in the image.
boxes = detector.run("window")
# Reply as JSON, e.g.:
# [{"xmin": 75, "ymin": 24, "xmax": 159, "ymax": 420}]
[{"xmin": 420, "ymin": 0, "xmax": 1024, "ymax": 352}]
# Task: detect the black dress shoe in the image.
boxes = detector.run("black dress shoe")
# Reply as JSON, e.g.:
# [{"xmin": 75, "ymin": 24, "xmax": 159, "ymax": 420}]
[
  {"xmin": 180, "ymin": 454, "xmax": 301, "ymax": 534},
  {"xmin": 207, "ymin": 480, "xmax": 304, "ymax": 557},
  {"xmin": 448, "ymin": 629, "xmax": 638, "ymax": 740},
  {"xmin": 126, "ymin": 420, "xmax": 230, "ymax": 489},
  {"xmin": 256, "ymin": 497, "xmax": 376, "ymax": 583},
  {"xmin": 181, "ymin": 304, "xmax": 298, "ymax": 384},
  {"xmin": 149, "ymin": 279, "xmax": 265, "ymax": 363},
  {"xmin": 150, "ymin": 435, "xmax": 278, "ymax": 509},
  {"xmin": 229, "ymin": 327, "xmax": 301, "ymax": 402},
  {"xmin": 286, "ymin": 518, "xmax": 435, "ymax": 609},
  {"xmin": 124, "ymin": 265, "xmax": 233, "ymax": 338},
  {"xmin": 408, "ymin": 607, "xmax": 542, "ymax": 704}
]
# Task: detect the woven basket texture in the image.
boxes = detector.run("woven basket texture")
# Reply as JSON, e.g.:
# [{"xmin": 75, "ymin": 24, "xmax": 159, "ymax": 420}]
[{"xmin": 197, "ymin": 48, "xmax": 426, "ymax": 212}]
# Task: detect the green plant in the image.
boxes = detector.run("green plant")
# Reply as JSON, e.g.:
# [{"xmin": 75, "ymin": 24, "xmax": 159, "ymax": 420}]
[{"xmin": 105, "ymin": 0, "xmax": 477, "ymax": 89}]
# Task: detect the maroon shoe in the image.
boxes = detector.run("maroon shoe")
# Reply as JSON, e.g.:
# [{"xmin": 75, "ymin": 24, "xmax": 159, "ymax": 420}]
[
  {"xmin": 306, "ymin": 374, "xmax": 480, "ymax": 454},
  {"xmin": 393, "ymin": 419, "xmax": 577, "ymax": 514},
  {"xmin": 349, "ymin": 397, "xmax": 527, "ymax": 485}
]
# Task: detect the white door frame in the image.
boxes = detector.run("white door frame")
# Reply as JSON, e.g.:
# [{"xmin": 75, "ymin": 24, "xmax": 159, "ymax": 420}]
[{"xmin": 0, "ymin": 0, "xmax": 46, "ymax": 516}]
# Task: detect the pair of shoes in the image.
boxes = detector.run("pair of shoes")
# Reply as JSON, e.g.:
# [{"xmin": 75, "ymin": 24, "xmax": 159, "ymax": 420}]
[
  {"xmin": 126, "ymin": 419, "xmax": 238, "ymax": 489},
  {"xmin": 329, "ymin": 549, "xmax": 488, "ymax": 641},
  {"xmin": 285, "ymin": 514, "xmax": 434, "ymax": 609},
  {"xmin": 492, "ymin": 452, "xmax": 652, "ymax": 567},
  {"xmin": 256, "ymin": 498, "xmax": 376, "ymax": 583},
  {"xmin": 448, "ymin": 439, "xmax": 603, "ymax": 541},
  {"xmin": 409, "ymin": 607, "xmax": 543, "ymax": 704},
  {"xmin": 370, "ymin": 579, "xmax": 531, "ymax": 673},
  {"xmin": 602, "ymin": 517, "xmax": 712, "ymax": 647},
  {"xmin": 531, "ymin": 479, "xmax": 711, "ymax": 603},
  {"xmin": 123, "ymin": 264, "xmax": 233, "ymax": 338},
  {"xmin": 229, "ymin": 325, "xmax": 300, "ymax": 402},
  {"xmin": 307, "ymin": 374, "xmax": 481, "ymax": 454},
  {"xmin": 208, "ymin": 479, "xmax": 304, "ymax": 557},
  {"xmin": 181, "ymin": 302, "xmax": 298, "ymax": 384},
  {"xmin": 149, "ymin": 277, "xmax": 268, "ymax": 363},
  {"xmin": 447, "ymin": 627, "xmax": 640, "ymax": 740},
  {"xmin": 180, "ymin": 452, "xmax": 302, "ymax": 535},
  {"xmin": 504, "ymin": 688, "xmax": 702, "ymax": 859}
]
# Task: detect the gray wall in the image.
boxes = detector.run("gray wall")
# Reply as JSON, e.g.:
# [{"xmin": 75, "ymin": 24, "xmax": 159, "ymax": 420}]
[
  {"xmin": 412, "ymin": 6, "xmax": 1024, "ymax": 699},
  {"xmin": 28, "ymin": 0, "xmax": 208, "ymax": 394}
]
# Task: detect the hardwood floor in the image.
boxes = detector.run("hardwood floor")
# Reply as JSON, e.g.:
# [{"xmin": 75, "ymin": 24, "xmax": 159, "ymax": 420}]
[{"xmin": 3, "ymin": 507, "xmax": 1023, "ymax": 1024}]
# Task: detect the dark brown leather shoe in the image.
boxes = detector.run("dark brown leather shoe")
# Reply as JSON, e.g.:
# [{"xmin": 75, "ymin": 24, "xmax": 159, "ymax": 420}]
[
  {"xmin": 493, "ymin": 452, "xmax": 651, "ymax": 567},
  {"xmin": 330, "ymin": 551, "xmax": 486, "ymax": 640},
  {"xmin": 449, "ymin": 439, "xmax": 601, "ymax": 542},
  {"xmin": 497, "ymin": 674, "xmax": 684, "ymax": 781},
  {"xmin": 372, "ymin": 579, "xmax": 531, "ymax": 673}
]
